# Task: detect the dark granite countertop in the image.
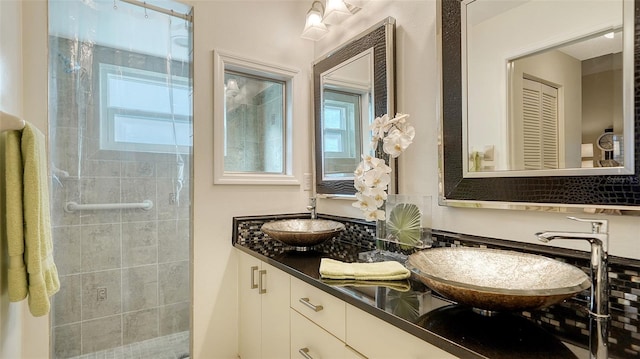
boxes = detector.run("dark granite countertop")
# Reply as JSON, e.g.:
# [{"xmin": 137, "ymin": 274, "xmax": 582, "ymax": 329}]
[{"xmin": 234, "ymin": 237, "xmax": 590, "ymax": 359}]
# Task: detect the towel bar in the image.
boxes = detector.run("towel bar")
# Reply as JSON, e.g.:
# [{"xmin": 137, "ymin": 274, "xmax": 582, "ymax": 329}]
[
  {"xmin": 64, "ymin": 200, "xmax": 153, "ymax": 213},
  {"xmin": 0, "ymin": 111, "xmax": 26, "ymax": 132}
]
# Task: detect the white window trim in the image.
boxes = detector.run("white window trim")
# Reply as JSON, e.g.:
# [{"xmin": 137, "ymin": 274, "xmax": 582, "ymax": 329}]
[{"xmin": 213, "ymin": 50, "xmax": 300, "ymax": 185}]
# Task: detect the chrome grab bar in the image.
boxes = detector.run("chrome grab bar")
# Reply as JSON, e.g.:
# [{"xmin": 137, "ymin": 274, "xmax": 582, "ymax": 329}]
[{"xmin": 64, "ymin": 200, "xmax": 153, "ymax": 213}]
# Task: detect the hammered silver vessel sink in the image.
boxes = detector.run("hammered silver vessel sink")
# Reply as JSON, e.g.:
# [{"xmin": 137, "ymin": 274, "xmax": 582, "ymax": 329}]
[
  {"xmin": 406, "ymin": 247, "xmax": 591, "ymax": 313},
  {"xmin": 261, "ymin": 219, "xmax": 345, "ymax": 249}
]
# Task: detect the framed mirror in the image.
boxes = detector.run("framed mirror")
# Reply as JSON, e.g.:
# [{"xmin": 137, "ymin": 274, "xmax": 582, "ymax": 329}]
[
  {"xmin": 439, "ymin": 0, "xmax": 640, "ymax": 212},
  {"xmin": 314, "ymin": 17, "xmax": 396, "ymax": 195}
]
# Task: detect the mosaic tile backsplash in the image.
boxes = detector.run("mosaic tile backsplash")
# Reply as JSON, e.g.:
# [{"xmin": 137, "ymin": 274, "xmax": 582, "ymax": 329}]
[{"xmin": 233, "ymin": 213, "xmax": 640, "ymax": 358}]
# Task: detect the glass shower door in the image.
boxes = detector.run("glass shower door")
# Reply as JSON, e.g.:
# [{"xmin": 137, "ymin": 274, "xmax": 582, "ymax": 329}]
[{"xmin": 48, "ymin": 1, "xmax": 192, "ymax": 358}]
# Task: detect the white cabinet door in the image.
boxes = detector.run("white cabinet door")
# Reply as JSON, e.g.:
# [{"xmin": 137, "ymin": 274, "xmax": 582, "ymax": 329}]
[
  {"xmin": 239, "ymin": 251, "xmax": 262, "ymax": 359},
  {"xmin": 291, "ymin": 309, "xmax": 349, "ymax": 359},
  {"xmin": 238, "ymin": 251, "xmax": 290, "ymax": 359},
  {"xmin": 346, "ymin": 304, "xmax": 458, "ymax": 359},
  {"xmin": 344, "ymin": 345, "xmax": 368, "ymax": 359},
  {"xmin": 261, "ymin": 261, "xmax": 291, "ymax": 359}
]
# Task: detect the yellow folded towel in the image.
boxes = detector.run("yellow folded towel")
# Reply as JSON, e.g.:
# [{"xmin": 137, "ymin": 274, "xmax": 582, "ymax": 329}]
[
  {"xmin": 319, "ymin": 258, "xmax": 410, "ymax": 281},
  {"xmin": 5, "ymin": 124, "xmax": 60, "ymax": 317}
]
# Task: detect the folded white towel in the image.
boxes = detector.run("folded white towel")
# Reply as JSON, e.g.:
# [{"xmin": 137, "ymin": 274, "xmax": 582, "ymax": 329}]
[{"xmin": 319, "ymin": 258, "xmax": 410, "ymax": 281}]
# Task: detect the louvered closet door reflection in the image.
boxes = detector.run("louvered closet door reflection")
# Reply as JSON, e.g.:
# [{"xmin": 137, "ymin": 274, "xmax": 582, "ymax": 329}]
[{"xmin": 522, "ymin": 78, "xmax": 559, "ymax": 170}]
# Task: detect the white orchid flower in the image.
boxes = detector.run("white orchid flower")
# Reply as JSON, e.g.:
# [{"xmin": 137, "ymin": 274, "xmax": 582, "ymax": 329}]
[
  {"xmin": 363, "ymin": 166, "xmax": 391, "ymax": 189},
  {"xmin": 364, "ymin": 209, "xmax": 386, "ymax": 221},
  {"xmin": 354, "ymin": 112, "xmax": 413, "ymax": 221},
  {"xmin": 351, "ymin": 193, "xmax": 379, "ymax": 213},
  {"xmin": 369, "ymin": 155, "xmax": 386, "ymax": 168},
  {"xmin": 404, "ymin": 124, "xmax": 416, "ymax": 140},
  {"xmin": 361, "ymin": 154, "xmax": 374, "ymax": 169},
  {"xmin": 361, "ymin": 154, "xmax": 387, "ymax": 171},
  {"xmin": 393, "ymin": 113, "xmax": 410, "ymax": 125},
  {"xmin": 365, "ymin": 186, "xmax": 388, "ymax": 206},
  {"xmin": 383, "ymin": 128, "xmax": 414, "ymax": 158},
  {"xmin": 370, "ymin": 114, "xmax": 392, "ymax": 140},
  {"xmin": 354, "ymin": 161, "xmax": 365, "ymax": 177},
  {"xmin": 354, "ymin": 175, "xmax": 367, "ymax": 193}
]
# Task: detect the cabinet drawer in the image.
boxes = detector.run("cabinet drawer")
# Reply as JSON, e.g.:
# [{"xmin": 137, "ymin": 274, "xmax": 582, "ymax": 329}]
[
  {"xmin": 346, "ymin": 304, "xmax": 458, "ymax": 359},
  {"xmin": 290, "ymin": 276, "xmax": 346, "ymax": 341},
  {"xmin": 291, "ymin": 309, "xmax": 350, "ymax": 359}
]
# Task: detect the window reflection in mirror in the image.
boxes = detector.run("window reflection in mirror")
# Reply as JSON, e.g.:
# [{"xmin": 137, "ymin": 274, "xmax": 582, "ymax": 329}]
[
  {"xmin": 320, "ymin": 49, "xmax": 372, "ymax": 180},
  {"xmin": 463, "ymin": 0, "xmax": 632, "ymax": 176},
  {"xmin": 224, "ymin": 70, "xmax": 286, "ymax": 174},
  {"xmin": 323, "ymin": 90, "xmax": 363, "ymax": 178}
]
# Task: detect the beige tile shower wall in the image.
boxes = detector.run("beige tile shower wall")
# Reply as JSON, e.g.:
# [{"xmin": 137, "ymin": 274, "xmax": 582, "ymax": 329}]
[{"xmin": 50, "ymin": 37, "xmax": 191, "ymax": 358}]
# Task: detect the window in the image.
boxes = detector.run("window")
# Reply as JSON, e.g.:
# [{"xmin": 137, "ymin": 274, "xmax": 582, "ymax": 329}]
[
  {"xmin": 213, "ymin": 51, "xmax": 299, "ymax": 185},
  {"xmin": 99, "ymin": 63, "xmax": 192, "ymax": 154}
]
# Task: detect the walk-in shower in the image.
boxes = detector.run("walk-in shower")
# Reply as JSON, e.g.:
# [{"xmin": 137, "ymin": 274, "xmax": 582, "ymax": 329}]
[{"xmin": 47, "ymin": 1, "xmax": 192, "ymax": 358}]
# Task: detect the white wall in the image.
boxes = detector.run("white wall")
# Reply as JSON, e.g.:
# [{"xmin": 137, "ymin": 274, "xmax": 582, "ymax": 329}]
[
  {"xmin": 1, "ymin": 1, "xmax": 51, "ymax": 358},
  {"xmin": 0, "ymin": 1, "xmax": 25, "ymax": 357},
  {"xmin": 190, "ymin": 1, "xmax": 315, "ymax": 357}
]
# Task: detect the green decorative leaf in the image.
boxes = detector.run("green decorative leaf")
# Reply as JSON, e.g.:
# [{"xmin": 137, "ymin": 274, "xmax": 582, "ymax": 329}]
[
  {"xmin": 386, "ymin": 203, "xmax": 422, "ymax": 249},
  {"xmin": 387, "ymin": 290, "xmax": 420, "ymax": 321}
]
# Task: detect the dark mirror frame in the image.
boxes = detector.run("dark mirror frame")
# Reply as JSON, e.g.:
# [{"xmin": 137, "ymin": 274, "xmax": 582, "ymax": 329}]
[
  {"xmin": 439, "ymin": 0, "xmax": 640, "ymax": 211},
  {"xmin": 314, "ymin": 17, "xmax": 396, "ymax": 195}
]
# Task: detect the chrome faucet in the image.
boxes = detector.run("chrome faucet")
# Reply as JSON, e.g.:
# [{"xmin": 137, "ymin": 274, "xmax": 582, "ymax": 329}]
[
  {"xmin": 307, "ymin": 197, "xmax": 317, "ymax": 219},
  {"xmin": 535, "ymin": 216, "xmax": 609, "ymax": 359}
]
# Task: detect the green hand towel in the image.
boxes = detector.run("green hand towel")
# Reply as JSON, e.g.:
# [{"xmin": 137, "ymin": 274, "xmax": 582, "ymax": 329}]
[
  {"xmin": 5, "ymin": 124, "xmax": 60, "ymax": 317},
  {"xmin": 319, "ymin": 258, "xmax": 410, "ymax": 281}
]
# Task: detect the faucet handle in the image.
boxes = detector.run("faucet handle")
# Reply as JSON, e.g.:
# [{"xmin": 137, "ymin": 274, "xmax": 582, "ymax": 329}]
[{"xmin": 567, "ymin": 216, "xmax": 608, "ymax": 234}]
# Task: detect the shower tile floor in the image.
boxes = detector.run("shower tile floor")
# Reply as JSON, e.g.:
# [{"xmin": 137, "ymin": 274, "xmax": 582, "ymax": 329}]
[{"xmin": 68, "ymin": 331, "xmax": 189, "ymax": 359}]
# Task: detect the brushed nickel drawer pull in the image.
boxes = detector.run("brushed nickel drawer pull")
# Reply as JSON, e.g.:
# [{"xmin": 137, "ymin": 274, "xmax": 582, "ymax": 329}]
[
  {"xmin": 250, "ymin": 266, "xmax": 259, "ymax": 289},
  {"xmin": 298, "ymin": 347, "xmax": 314, "ymax": 359},
  {"xmin": 299, "ymin": 297, "xmax": 323, "ymax": 312},
  {"xmin": 258, "ymin": 269, "xmax": 267, "ymax": 294}
]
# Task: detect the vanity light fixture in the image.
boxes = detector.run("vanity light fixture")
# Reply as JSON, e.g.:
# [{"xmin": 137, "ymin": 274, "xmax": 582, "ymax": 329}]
[
  {"xmin": 301, "ymin": 1, "xmax": 329, "ymax": 41},
  {"xmin": 301, "ymin": 0, "xmax": 361, "ymax": 41},
  {"xmin": 323, "ymin": 0, "xmax": 352, "ymax": 25}
]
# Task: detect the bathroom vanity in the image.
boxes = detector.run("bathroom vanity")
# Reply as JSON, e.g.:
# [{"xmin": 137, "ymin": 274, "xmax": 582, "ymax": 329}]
[
  {"xmin": 237, "ymin": 249, "xmax": 456, "ymax": 359},
  {"xmin": 232, "ymin": 214, "xmax": 640, "ymax": 358}
]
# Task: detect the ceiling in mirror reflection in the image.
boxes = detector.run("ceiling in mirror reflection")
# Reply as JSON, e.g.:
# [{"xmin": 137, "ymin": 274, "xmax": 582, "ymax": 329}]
[{"xmin": 463, "ymin": 0, "xmax": 632, "ymax": 176}]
